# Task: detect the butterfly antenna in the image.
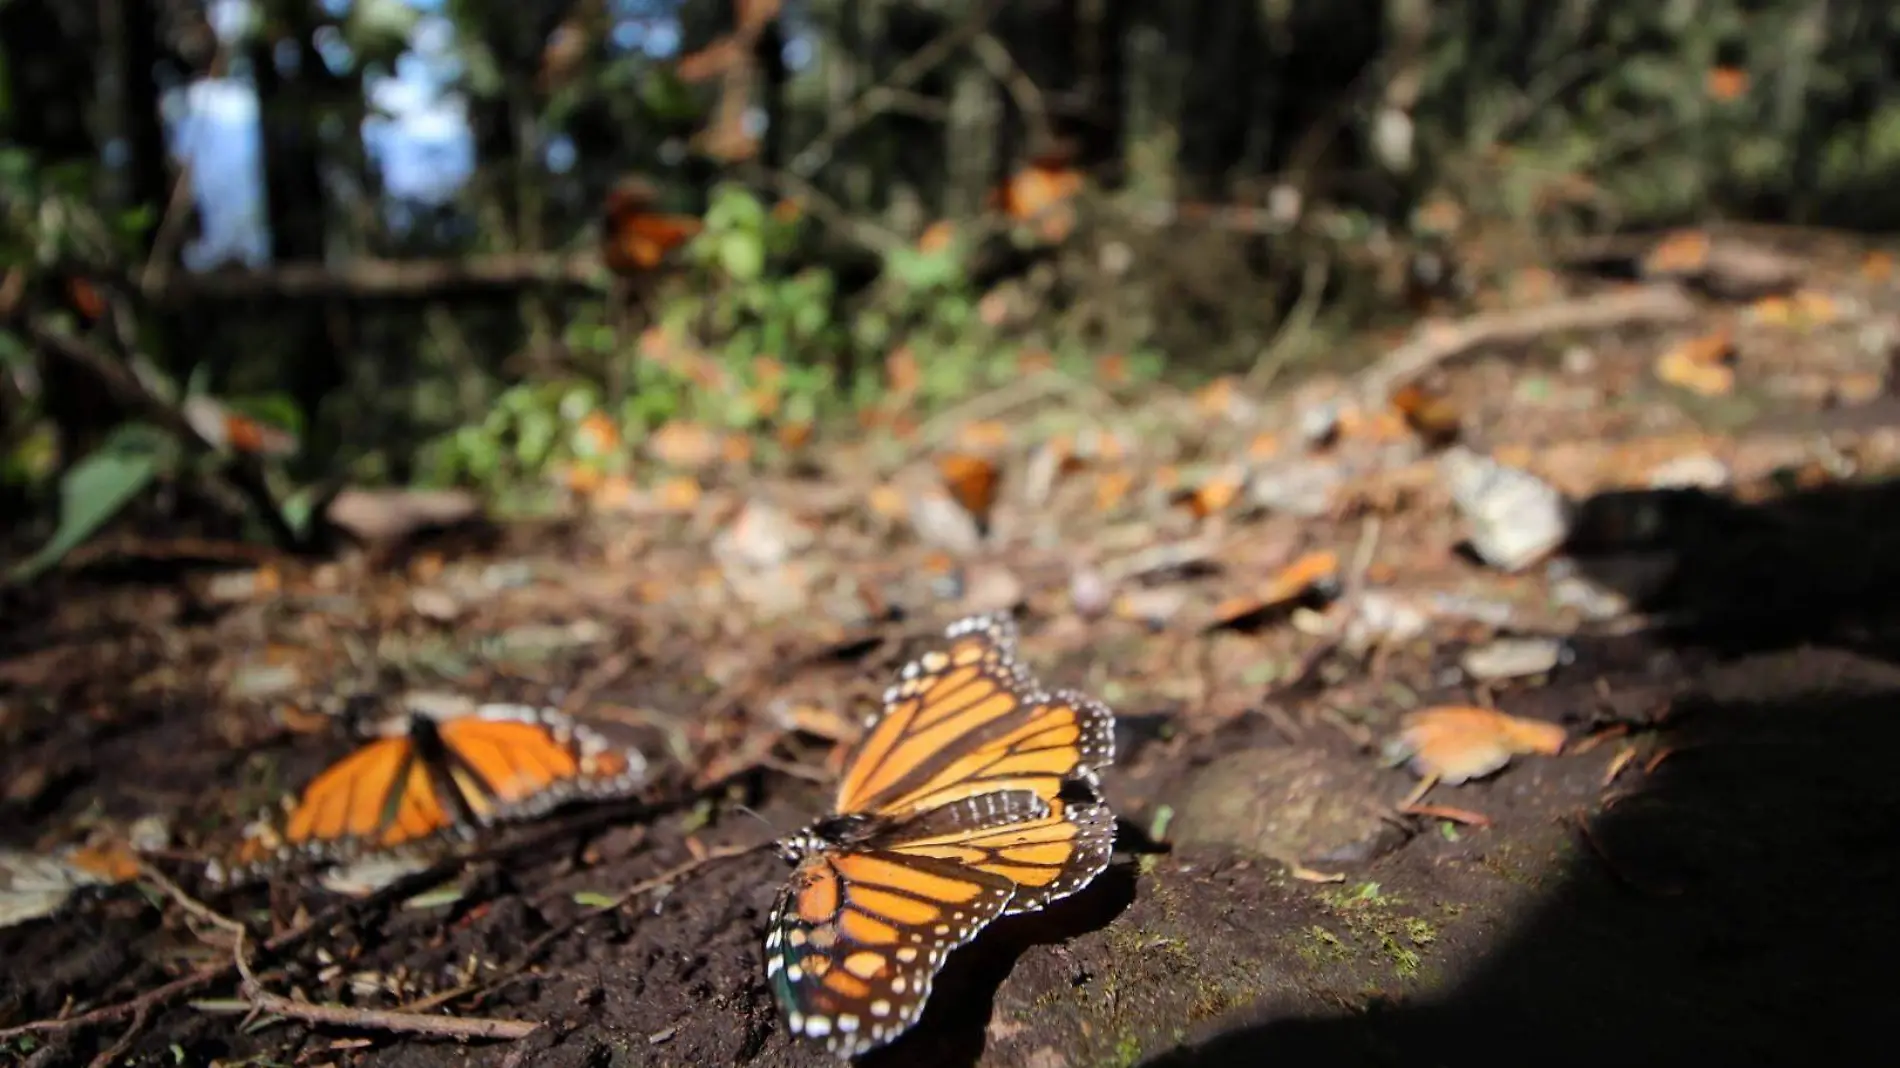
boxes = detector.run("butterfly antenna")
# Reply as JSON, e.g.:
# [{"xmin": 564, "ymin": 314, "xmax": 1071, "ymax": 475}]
[{"xmin": 733, "ymin": 804, "xmax": 787, "ymax": 839}]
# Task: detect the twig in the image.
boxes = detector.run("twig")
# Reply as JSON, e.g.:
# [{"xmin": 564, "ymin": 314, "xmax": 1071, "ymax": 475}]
[
  {"xmin": 84, "ymin": 1002, "xmax": 149, "ymax": 1068},
  {"xmin": 237, "ymin": 990, "xmax": 539, "ymax": 1041},
  {"xmin": 906, "ymin": 368, "xmax": 1115, "ymax": 465},
  {"xmin": 138, "ymin": 163, "xmax": 201, "ymax": 301},
  {"xmin": 1357, "ymin": 284, "xmax": 1700, "ymax": 399},
  {"xmin": 1568, "ymin": 808, "xmax": 1683, "ymax": 897},
  {"xmin": 1395, "ymin": 771, "xmax": 1440, "ymax": 810},
  {"xmin": 1345, "ymin": 515, "xmax": 1383, "ymax": 599},
  {"xmin": 139, "ymin": 40, "xmax": 232, "ymax": 297},
  {"xmin": 1249, "ymin": 254, "xmax": 1332, "ymax": 391},
  {"xmin": 968, "ymin": 33, "xmax": 1053, "ymax": 149},
  {"xmin": 158, "ymin": 251, "xmax": 608, "ymax": 300},
  {"xmin": 749, "ymin": 168, "xmax": 905, "ymax": 254},
  {"xmin": 138, "ymin": 861, "xmax": 245, "ymax": 939},
  {"xmin": 0, "ymin": 860, "xmax": 458, "ymax": 1046},
  {"xmin": 755, "ymin": 753, "xmax": 833, "ymax": 784},
  {"xmin": 558, "ymin": 651, "xmax": 637, "ymax": 716},
  {"xmin": 1398, "ymin": 801, "xmax": 1492, "ymax": 828},
  {"xmin": 158, "ymin": 858, "xmax": 544, "ymax": 1042},
  {"xmin": 788, "ymin": 0, "xmax": 1009, "ymax": 177}
]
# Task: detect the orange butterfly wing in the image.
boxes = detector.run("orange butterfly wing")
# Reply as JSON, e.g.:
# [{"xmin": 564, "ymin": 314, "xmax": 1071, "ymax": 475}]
[
  {"xmin": 607, "ymin": 211, "xmax": 703, "ymax": 273},
  {"xmin": 226, "ymin": 704, "xmax": 647, "ymax": 880},
  {"xmin": 834, "ymin": 615, "xmax": 1113, "ymax": 819},
  {"xmin": 767, "ymin": 792, "xmax": 1038, "ymax": 1057},
  {"xmin": 768, "ymin": 614, "xmax": 1118, "ymax": 1058},
  {"xmin": 282, "ymin": 736, "xmax": 443, "ymax": 851}
]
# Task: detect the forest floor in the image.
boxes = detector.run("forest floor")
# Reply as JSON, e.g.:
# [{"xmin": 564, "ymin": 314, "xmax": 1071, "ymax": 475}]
[{"xmin": 7, "ymin": 223, "xmax": 1900, "ymax": 1068}]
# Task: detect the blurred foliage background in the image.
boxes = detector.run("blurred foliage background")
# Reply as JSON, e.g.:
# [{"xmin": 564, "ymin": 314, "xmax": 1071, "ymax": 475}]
[{"xmin": 4, "ymin": 0, "xmax": 1899, "ymax": 572}]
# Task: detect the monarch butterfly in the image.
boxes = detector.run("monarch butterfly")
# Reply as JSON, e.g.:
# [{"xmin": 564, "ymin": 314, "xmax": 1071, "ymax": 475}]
[
  {"xmin": 214, "ymin": 699, "xmax": 647, "ymax": 882},
  {"xmin": 602, "ymin": 179, "xmax": 703, "ymax": 274},
  {"xmin": 766, "ymin": 613, "xmax": 1117, "ymax": 1058}
]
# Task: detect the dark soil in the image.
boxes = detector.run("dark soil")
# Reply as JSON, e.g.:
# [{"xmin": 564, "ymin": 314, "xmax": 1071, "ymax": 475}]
[{"xmin": 7, "ymin": 470, "xmax": 1900, "ymax": 1068}]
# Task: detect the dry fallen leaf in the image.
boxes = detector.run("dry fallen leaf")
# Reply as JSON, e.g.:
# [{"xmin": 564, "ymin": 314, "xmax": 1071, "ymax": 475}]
[
  {"xmin": 325, "ymin": 488, "xmax": 483, "ymax": 544},
  {"xmin": 1389, "ymin": 383, "xmax": 1462, "ymax": 448},
  {"xmin": 1381, "ymin": 706, "xmax": 1568, "ymax": 785},
  {"xmin": 1642, "ymin": 230, "xmax": 1712, "ymax": 277},
  {"xmin": 1207, "ymin": 549, "xmax": 1341, "ymax": 630},
  {"xmin": 937, "ymin": 453, "xmax": 1002, "ymax": 524},
  {"xmin": 1654, "ymin": 330, "xmax": 1736, "ymax": 396},
  {"xmin": 1706, "ymin": 65, "xmax": 1748, "ymax": 101},
  {"xmin": 1174, "ymin": 466, "xmax": 1247, "ymax": 519},
  {"xmin": 1093, "ymin": 469, "xmax": 1136, "ymax": 514},
  {"xmin": 918, "ymin": 220, "xmax": 957, "ymax": 254},
  {"xmin": 654, "ymin": 476, "xmax": 704, "ymax": 514},
  {"xmin": 648, "ymin": 421, "xmax": 725, "ymax": 470}
]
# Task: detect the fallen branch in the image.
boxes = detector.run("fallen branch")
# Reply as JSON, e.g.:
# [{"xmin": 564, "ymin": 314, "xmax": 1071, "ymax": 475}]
[
  {"xmin": 1398, "ymin": 801, "xmax": 1493, "ymax": 828},
  {"xmin": 83, "ymin": 1002, "xmax": 150, "ymax": 1068},
  {"xmin": 155, "ymin": 252, "xmax": 607, "ymax": 302},
  {"xmin": 1358, "ymin": 284, "xmax": 1701, "ymax": 398},
  {"xmin": 233, "ymin": 991, "xmax": 538, "ymax": 1042},
  {"xmin": 146, "ymin": 863, "xmax": 544, "ymax": 1043},
  {"xmin": 788, "ymin": 0, "xmax": 1009, "ymax": 177},
  {"xmin": 1568, "ymin": 808, "xmax": 1683, "ymax": 897},
  {"xmin": 0, "ymin": 859, "xmax": 458, "ymax": 1047}
]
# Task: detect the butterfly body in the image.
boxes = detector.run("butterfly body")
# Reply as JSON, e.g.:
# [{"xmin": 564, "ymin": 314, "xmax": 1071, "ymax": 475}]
[{"xmin": 766, "ymin": 614, "xmax": 1117, "ymax": 1059}]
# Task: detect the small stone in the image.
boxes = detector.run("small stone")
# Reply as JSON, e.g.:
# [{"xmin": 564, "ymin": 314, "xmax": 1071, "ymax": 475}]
[
  {"xmin": 1342, "ymin": 589, "xmax": 1431, "ymax": 654},
  {"xmin": 1561, "ymin": 345, "xmax": 1596, "ymax": 376},
  {"xmin": 410, "ymin": 588, "xmax": 462, "ymax": 622},
  {"xmin": 1247, "ymin": 458, "xmax": 1345, "ymax": 518},
  {"xmin": 1170, "ymin": 747, "xmax": 1405, "ymax": 868},
  {"xmin": 1441, "ymin": 447, "xmax": 1572, "ymax": 572},
  {"xmin": 1461, "ymin": 636, "xmax": 1569, "ymax": 681},
  {"xmin": 1646, "ymin": 453, "xmax": 1731, "ymax": 490}
]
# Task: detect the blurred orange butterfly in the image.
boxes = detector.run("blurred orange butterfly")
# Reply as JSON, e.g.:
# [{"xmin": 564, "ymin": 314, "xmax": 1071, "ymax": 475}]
[
  {"xmin": 603, "ymin": 179, "xmax": 703, "ymax": 274},
  {"xmin": 766, "ymin": 613, "xmax": 1117, "ymax": 1058},
  {"xmin": 215, "ymin": 699, "xmax": 647, "ymax": 882}
]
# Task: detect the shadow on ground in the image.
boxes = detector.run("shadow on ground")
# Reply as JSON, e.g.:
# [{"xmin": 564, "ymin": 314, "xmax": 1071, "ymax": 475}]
[{"xmin": 1144, "ymin": 474, "xmax": 1900, "ymax": 1067}]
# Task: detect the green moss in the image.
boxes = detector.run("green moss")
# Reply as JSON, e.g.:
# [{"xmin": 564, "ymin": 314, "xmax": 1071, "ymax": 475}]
[
  {"xmin": 1310, "ymin": 878, "xmax": 1442, "ymax": 983},
  {"xmin": 1379, "ymin": 931, "xmax": 1421, "ymax": 978}
]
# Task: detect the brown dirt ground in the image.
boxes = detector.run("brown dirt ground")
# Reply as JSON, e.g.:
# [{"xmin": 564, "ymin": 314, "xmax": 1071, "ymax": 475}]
[
  {"xmin": 7, "ymin": 471, "xmax": 1900, "ymax": 1068},
  {"xmin": 9, "ymin": 231, "xmax": 1900, "ymax": 1067}
]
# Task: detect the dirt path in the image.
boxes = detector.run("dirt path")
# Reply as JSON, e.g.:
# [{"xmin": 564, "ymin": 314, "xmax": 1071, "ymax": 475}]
[
  {"xmin": 8, "ymin": 513, "xmax": 1900, "ymax": 1068},
  {"xmin": 8, "ymin": 248, "xmax": 1900, "ymax": 1066}
]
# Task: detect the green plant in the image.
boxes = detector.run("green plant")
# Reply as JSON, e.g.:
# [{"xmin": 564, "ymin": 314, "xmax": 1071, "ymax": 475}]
[{"xmin": 4, "ymin": 353, "xmax": 306, "ymax": 582}]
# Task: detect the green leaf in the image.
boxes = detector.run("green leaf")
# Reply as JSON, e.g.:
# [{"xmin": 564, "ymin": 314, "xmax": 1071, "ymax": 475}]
[
  {"xmin": 0, "ymin": 328, "xmax": 29, "ymax": 373},
  {"xmin": 705, "ymin": 184, "xmax": 767, "ymax": 233},
  {"xmin": 884, "ymin": 245, "xmax": 960, "ymax": 292},
  {"xmin": 8, "ymin": 422, "xmax": 177, "ymax": 583},
  {"xmin": 227, "ymin": 392, "xmax": 305, "ymax": 440},
  {"xmin": 278, "ymin": 484, "xmax": 323, "ymax": 542},
  {"xmin": 719, "ymin": 230, "xmax": 765, "ymax": 282},
  {"xmin": 182, "ymin": 363, "xmax": 212, "ymax": 399},
  {"xmin": 637, "ymin": 67, "xmax": 699, "ymax": 123},
  {"xmin": 117, "ymin": 204, "xmax": 157, "ymax": 240},
  {"xmin": 852, "ymin": 310, "xmax": 891, "ymax": 352}
]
